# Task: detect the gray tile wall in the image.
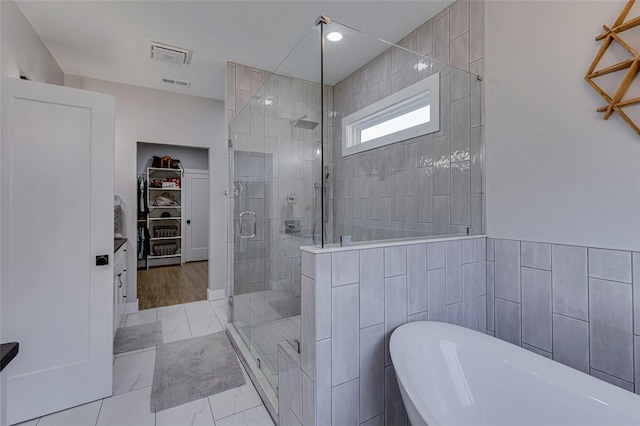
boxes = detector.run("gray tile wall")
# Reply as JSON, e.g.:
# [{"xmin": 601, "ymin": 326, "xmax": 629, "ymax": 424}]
[
  {"xmin": 332, "ymin": 0, "xmax": 484, "ymax": 243},
  {"xmin": 488, "ymin": 237, "xmax": 640, "ymax": 394},
  {"xmin": 299, "ymin": 236, "xmax": 486, "ymax": 425},
  {"xmin": 278, "ymin": 342, "xmax": 305, "ymax": 426}
]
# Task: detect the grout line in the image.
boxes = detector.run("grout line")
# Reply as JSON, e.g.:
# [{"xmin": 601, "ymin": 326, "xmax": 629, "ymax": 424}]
[
  {"xmin": 521, "ymin": 339, "xmax": 552, "ymax": 354},
  {"xmin": 517, "ymin": 240, "xmax": 522, "ymax": 346},
  {"xmin": 552, "ymin": 311, "xmax": 589, "ymax": 323},
  {"xmin": 633, "ymin": 254, "xmax": 637, "ymax": 392},
  {"xmin": 587, "ymin": 249, "xmax": 592, "ymax": 374},
  {"xmin": 551, "ymin": 243, "xmax": 555, "ymax": 357},
  {"xmin": 92, "ymin": 400, "xmax": 104, "ymax": 426},
  {"xmin": 587, "ymin": 275, "xmax": 633, "ymax": 286},
  {"xmin": 494, "ymin": 296, "xmax": 520, "ymax": 304},
  {"xmin": 213, "ymin": 401, "xmax": 266, "ymax": 422},
  {"xmin": 115, "ymin": 346, "xmax": 156, "ymax": 359},
  {"xmin": 520, "ymin": 264, "xmax": 552, "ymax": 273},
  {"xmin": 591, "ymin": 367, "xmax": 635, "ymax": 387}
]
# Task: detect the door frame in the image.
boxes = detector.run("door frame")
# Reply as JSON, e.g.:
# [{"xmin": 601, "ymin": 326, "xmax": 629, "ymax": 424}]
[{"xmin": 134, "ymin": 143, "xmax": 216, "ymax": 288}]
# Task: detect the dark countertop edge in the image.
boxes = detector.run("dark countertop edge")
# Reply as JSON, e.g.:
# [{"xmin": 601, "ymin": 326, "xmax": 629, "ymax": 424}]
[
  {"xmin": 114, "ymin": 238, "xmax": 127, "ymax": 252},
  {"xmin": 0, "ymin": 342, "xmax": 19, "ymax": 372}
]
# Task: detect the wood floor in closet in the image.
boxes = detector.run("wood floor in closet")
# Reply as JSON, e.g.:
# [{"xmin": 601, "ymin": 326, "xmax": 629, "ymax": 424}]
[{"xmin": 137, "ymin": 261, "xmax": 208, "ymax": 310}]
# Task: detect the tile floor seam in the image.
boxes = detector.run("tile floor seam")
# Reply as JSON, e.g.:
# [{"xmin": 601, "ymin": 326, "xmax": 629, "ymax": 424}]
[
  {"xmin": 114, "ymin": 346, "xmax": 156, "ymax": 359},
  {"xmin": 93, "ymin": 400, "xmax": 104, "ymax": 426},
  {"xmin": 206, "ymin": 395, "xmax": 217, "ymax": 424},
  {"xmin": 214, "ymin": 402, "xmax": 265, "ymax": 421},
  {"xmin": 183, "ymin": 304, "xmax": 195, "ymax": 336}
]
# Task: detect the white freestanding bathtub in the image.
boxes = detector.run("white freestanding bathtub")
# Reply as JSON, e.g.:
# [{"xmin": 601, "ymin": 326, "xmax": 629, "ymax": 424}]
[{"xmin": 390, "ymin": 321, "xmax": 640, "ymax": 426}]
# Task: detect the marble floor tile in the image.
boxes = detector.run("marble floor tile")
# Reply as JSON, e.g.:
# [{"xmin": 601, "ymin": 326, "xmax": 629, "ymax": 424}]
[
  {"xmin": 125, "ymin": 308, "xmax": 157, "ymax": 327},
  {"xmin": 185, "ymin": 300, "xmax": 215, "ymax": 320},
  {"xmin": 208, "ymin": 382, "xmax": 263, "ymax": 420},
  {"xmin": 215, "ymin": 405, "xmax": 274, "ymax": 426},
  {"xmin": 160, "ymin": 311, "xmax": 190, "ymax": 335},
  {"xmin": 189, "ymin": 315, "xmax": 224, "ymax": 337},
  {"xmin": 112, "ymin": 349, "xmax": 156, "ymax": 395},
  {"xmin": 96, "ymin": 386, "xmax": 155, "ymax": 426},
  {"xmin": 211, "ymin": 300, "xmax": 228, "ymax": 324},
  {"xmin": 37, "ymin": 400, "xmax": 102, "ymax": 426},
  {"xmin": 158, "ymin": 304, "xmax": 185, "ymax": 317},
  {"xmin": 162, "ymin": 330, "xmax": 193, "ymax": 343},
  {"xmin": 155, "ymin": 398, "xmax": 215, "ymax": 426}
]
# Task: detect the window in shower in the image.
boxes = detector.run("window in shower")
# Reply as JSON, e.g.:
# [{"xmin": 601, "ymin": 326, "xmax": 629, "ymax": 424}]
[{"xmin": 341, "ymin": 72, "xmax": 440, "ymax": 157}]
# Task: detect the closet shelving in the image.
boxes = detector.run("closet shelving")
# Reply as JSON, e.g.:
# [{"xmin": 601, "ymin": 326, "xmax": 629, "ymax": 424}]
[{"xmin": 146, "ymin": 167, "xmax": 183, "ymax": 268}]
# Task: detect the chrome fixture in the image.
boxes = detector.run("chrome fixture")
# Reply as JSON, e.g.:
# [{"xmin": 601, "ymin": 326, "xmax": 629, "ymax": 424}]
[{"xmin": 290, "ymin": 115, "xmax": 319, "ymax": 130}]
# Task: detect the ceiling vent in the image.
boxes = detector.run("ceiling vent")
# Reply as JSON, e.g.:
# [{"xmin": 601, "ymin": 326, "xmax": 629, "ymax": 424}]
[
  {"xmin": 162, "ymin": 78, "xmax": 191, "ymax": 88},
  {"xmin": 151, "ymin": 42, "xmax": 193, "ymax": 65}
]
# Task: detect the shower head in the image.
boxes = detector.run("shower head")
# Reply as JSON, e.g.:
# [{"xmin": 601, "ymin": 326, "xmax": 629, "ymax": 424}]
[{"xmin": 290, "ymin": 115, "xmax": 319, "ymax": 130}]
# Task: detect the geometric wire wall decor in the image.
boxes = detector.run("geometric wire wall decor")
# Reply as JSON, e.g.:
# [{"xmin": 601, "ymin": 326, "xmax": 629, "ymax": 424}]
[{"xmin": 585, "ymin": 0, "xmax": 640, "ymax": 135}]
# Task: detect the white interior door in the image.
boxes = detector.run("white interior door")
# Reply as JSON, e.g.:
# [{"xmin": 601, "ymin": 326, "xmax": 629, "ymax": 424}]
[
  {"xmin": 185, "ymin": 171, "xmax": 209, "ymax": 262},
  {"xmin": 1, "ymin": 78, "xmax": 114, "ymax": 424}
]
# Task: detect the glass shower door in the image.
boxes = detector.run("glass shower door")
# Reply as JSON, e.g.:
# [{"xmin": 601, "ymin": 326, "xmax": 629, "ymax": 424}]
[
  {"xmin": 231, "ymin": 100, "xmax": 275, "ymax": 386},
  {"xmin": 228, "ymin": 22, "xmax": 324, "ymax": 396},
  {"xmin": 230, "ymin": 77, "xmax": 321, "ymax": 393}
]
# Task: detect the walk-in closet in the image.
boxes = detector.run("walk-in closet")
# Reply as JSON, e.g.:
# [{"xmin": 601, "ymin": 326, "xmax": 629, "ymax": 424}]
[{"xmin": 136, "ymin": 142, "xmax": 210, "ymax": 309}]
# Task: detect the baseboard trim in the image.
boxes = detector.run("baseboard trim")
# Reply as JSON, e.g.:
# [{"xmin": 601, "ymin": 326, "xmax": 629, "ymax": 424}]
[
  {"xmin": 122, "ymin": 300, "xmax": 139, "ymax": 315},
  {"xmin": 207, "ymin": 289, "xmax": 225, "ymax": 301}
]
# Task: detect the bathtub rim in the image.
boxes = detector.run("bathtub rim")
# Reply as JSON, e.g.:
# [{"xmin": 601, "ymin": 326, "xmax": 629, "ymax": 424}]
[{"xmin": 390, "ymin": 321, "xmax": 640, "ymax": 426}]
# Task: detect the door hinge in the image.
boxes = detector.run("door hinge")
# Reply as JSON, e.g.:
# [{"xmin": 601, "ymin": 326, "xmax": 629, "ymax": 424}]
[{"xmin": 228, "ymin": 295, "xmax": 233, "ymax": 305}]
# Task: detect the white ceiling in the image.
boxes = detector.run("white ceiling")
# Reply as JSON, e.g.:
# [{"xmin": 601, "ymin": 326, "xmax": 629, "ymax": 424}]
[{"xmin": 17, "ymin": 1, "xmax": 454, "ymax": 100}]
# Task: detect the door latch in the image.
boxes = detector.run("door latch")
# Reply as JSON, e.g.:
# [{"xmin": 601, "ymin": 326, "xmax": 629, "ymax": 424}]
[{"xmin": 96, "ymin": 255, "xmax": 109, "ymax": 266}]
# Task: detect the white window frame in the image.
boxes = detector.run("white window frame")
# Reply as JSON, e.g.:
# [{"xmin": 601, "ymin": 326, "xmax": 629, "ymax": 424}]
[{"xmin": 342, "ymin": 72, "xmax": 440, "ymax": 157}]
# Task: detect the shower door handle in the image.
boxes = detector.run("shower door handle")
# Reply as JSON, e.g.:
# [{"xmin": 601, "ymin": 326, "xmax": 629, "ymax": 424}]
[{"xmin": 239, "ymin": 211, "xmax": 256, "ymax": 239}]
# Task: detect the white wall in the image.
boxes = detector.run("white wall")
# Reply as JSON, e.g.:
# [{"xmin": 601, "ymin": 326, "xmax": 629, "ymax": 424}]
[
  {"xmin": 1, "ymin": 0, "xmax": 63, "ymax": 84},
  {"xmin": 65, "ymin": 75, "xmax": 228, "ymax": 303},
  {"xmin": 1, "ymin": 3, "xmax": 60, "ymax": 423},
  {"xmin": 485, "ymin": 0, "xmax": 640, "ymax": 251}
]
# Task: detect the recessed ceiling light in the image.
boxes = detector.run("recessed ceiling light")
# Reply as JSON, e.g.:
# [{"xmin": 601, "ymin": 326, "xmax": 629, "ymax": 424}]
[{"xmin": 327, "ymin": 32, "xmax": 343, "ymax": 42}]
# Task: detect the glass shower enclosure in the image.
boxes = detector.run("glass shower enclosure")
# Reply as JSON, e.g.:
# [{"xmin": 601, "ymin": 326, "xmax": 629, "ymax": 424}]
[
  {"xmin": 228, "ymin": 22, "xmax": 324, "ymax": 395},
  {"xmin": 227, "ymin": 14, "xmax": 483, "ymax": 413}
]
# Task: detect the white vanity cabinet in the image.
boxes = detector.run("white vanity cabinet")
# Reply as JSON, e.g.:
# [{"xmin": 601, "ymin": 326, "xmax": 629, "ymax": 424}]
[{"xmin": 113, "ymin": 244, "xmax": 127, "ymax": 337}]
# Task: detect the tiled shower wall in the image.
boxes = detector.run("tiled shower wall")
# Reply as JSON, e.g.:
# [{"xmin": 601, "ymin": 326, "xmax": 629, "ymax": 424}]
[
  {"xmin": 488, "ymin": 237, "xmax": 640, "ymax": 394},
  {"xmin": 226, "ymin": 62, "xmax": 333, "ymax": 324},
  {"xmin": 331, "ymin": 0, "xmax": 485, "ymax": 242},
  {"xmin": 297, "ymin": 236, "xmax": 487, "ymax": 426}
]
